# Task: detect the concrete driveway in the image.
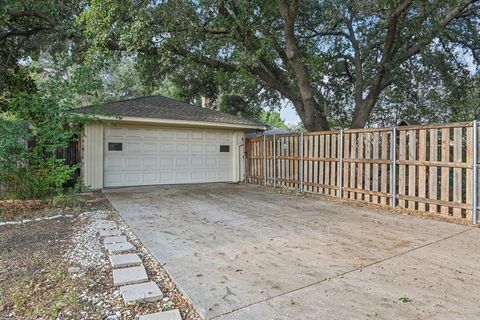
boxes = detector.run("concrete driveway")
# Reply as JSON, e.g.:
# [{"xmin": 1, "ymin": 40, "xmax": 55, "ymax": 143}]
[{"xmin": 105, "ymin": 183, "xmax": 480, "ymax": 320}]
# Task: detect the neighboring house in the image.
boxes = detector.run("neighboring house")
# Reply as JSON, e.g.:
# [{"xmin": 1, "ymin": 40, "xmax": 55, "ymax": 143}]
[{"xmin": 75, "ymin": 95, "xmax": 266, "ymax": 189}]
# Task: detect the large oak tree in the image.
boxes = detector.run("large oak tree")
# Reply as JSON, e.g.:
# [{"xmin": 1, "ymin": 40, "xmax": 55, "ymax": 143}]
[{"xmin": 2, "ymin": 0, "xmax": 479, "ymax": 130}]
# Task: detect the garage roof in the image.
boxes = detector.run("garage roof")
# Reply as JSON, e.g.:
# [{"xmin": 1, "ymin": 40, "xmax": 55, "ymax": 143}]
[{"xmin": 76, "ymin": 95, "xmax": 265, "ymax": 128}]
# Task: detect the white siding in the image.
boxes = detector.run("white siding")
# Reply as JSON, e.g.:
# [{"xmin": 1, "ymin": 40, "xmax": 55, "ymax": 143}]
[{"xmin": 83, "ymin": 123, "xmax": 104, "ymax": 189}]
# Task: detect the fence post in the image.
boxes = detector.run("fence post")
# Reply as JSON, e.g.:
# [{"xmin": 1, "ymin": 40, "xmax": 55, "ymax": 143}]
[
  {"xmin": 263, "ymin": 134, "xmax": 267, "ymax": 186},
  {"xmin": 339, "ymin": 130, "xmax": 344, "ymax": 199},
  {"xmin": 391, "ymin": 127, "xmax": 397, "ymax": 209},
  {"xmin": 273, "ymin": 133, "xmax": 277, "ymax": 189},
  {"xmin": 300, "ymin": 132, "xmax": 304, "ymax": 192},
  {"xmin": 473, "ymin": 120, "xmax": 478, "ymax": 224}
]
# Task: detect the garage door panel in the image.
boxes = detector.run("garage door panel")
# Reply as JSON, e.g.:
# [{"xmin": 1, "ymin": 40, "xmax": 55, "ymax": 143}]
[
  {"xmin": 191, "ymin": 171, "xmax": 204, "ymax": 181},
  {"xmin": 105, "ymin": 128, "xmax": 124, "ymax": 137},
  {"xmin": 160, "ymin": 143, "xmax": 174, "ymax": 152},
  {"xmin": 191, "ymin": 131, "xmax": 205, "ymax": 140},
  {"xmin": 218, "ymin": 158, "xmax": 231, "ymax": 168},
  {"xmin": 191, "ymin": 158, "xmax": 203, "ymax": 167},
  {"xmin": 176, "ymin": 158, "xmax": 189, "ymax": 167},
  {"xmin": 143, "ymin": 142, "xmax": 158, "ymax": 153},
  {"xmin": 191, "ymin": 143, "xmax": 204, "ymax": 153},
  {"xmin": 159, "ymin": 129, "xmax": 176, "ymax": 139},
  {"xmin": 143, "ymin": 172, "xmax": 157, "ymax": 184},
  {"xmin": 126, "ymin": 129, "xmax": 142, "ymax": 138},
  {"xmin": 160, "ymin": 158, "xmax": 174, "ymax": 168},
  {"xmin": 126, "ymin": 157, "xmax": 141, "ymax": 169},
  {"xmin": 176, "ymin": 171, "xmax": 190, "ymax": 182},
  {"xmin": 126, "ymin": 142, "xmax": 141, "ymax": 152},
  {"xmin": 176, "ymin": 143, "xmax": 189, "ymax": 153},
  {"xmin": 105, "ymin": 173, "xmax": 123, "ymax": 186},
  {"xmin": 219, "ymin": 132, "xmax": 231, "ymax": 140},
  {"xmin": 206, "ymin": 144, "xmax": 217, "ymax": 153},
  {"xmin": 176, "ymin": 131, "xmax": 189, "ymax": 139},
  {"xmin": 104, "ymin": 127, "xmax": 234, "ymax": 187},
  {"xmin": 144, "ymin": 157, "xmax": 157, "ymax": 169},
  {"xmin": 105, "ymin": 157, "xmax": 123, "ymax": 170},
  {"xmin": 206, "ymin": 132, "xmax": 217, "ymax": 140},
  {"xmin": 160, "ymin": 172, "xmax": 175, "ymax": 183}
]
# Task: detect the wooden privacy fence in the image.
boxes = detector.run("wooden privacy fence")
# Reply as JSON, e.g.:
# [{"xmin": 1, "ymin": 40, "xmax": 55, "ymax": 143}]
[{"xmin": 245, "ymin": 121, "xmax": 479, "ymax": 224}]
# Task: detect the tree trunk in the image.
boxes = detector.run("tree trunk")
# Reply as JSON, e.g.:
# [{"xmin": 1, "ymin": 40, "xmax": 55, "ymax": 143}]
[
  {"xmin": 298, "ymin": 99, "xmax": 329, "ymax": 131},
  {"xmin": 279, "ymin": 0, "xmax": 330, "ymax": 132},
  {"xmin": 351, "ymin": 98, "xmax": 376, "ymax": 129}
]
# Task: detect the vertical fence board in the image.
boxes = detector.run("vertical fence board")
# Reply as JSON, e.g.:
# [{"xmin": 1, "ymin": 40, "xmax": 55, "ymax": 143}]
[
  {"xmin": 398, "ymin": 131, "xmax": 406, "ymax": 208},
  {"xmin": 466, "ymin": 127, "xmax": 473, "ymax": 220},
  {"xmin": 319, "ymin": 135, "xmax": 325, "ymax": 193},
  {"xmin": 429, "ymin": 129, "xmax": 438, "ymax": 213},
  {"xmin": 418, "ymin": 130, "xmax": 427, "ymax": 211},
  {"xmin": 441, "ymin": 128, "xmax": 450, "ymax": 215},
  {"xmin": 380, "ymin": 131, "xmax": 389, "ymax": 205},
  {"xmin": 453, "ymin": 128, "xmax": 462, "ymax": 217},
  {"xmin": 364, "ymin": 133, "xmax": 371, "ymax": 202},
  {"xmin": 325, "ymin": 134, "xmax": 331, "ymax": 194},
  {"xmin": 357, "ymin": 133, "xmax": 364, "ymax": 200},
  {"xmin": 331, "ymin": 134, "xmax": 338, "ymax": 196},
  {"xmin": 343, "ymin": 133, "xmax": 350, "ymax": 198},
  {"xmin": 408, "ymin": 130, "xmax": 417, "ymax": 210},
  {"xmin": 308, "ymin": 135, "xmax": 313, "ymax": 192},
  {"xmin": 372, "ymin": 132, "xmax": 380, "ymax": 203},
  {"xmin": 349, "ymin": 133, "xmax": 356, "ymax": 200}
]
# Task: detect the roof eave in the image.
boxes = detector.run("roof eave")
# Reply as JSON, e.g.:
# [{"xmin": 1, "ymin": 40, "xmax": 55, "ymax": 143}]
[{"xmin": 77, "ymin": 114, "xmax": 267, "ymax": 130}]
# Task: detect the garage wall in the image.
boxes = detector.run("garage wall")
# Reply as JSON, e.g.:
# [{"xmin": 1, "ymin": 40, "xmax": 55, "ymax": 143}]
[
  {"xmin": 232, "ymin": 131, "xmax": 245, "ymax": 182},
  {"xmin": 82, "ymin": 123, "xmax": 246, "ymax": 189},
  {"xmin": 83, "ymin": 123, "xmax": 104, "ymax": 189}
]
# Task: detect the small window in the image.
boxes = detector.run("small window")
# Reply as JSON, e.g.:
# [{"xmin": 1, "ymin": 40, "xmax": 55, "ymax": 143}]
[
  {"xmin": 108, "ymin": 142, "xmax": 123, "ymax": 151},
  {"xmin": 220, "ymin": 145, "xmax": 230, "ymax": 152}
]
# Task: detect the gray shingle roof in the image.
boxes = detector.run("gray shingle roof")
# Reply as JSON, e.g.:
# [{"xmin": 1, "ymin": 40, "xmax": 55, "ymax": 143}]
[{"xmin": 75, "ymin": 95, "xmax": 265, "ymax": 128}]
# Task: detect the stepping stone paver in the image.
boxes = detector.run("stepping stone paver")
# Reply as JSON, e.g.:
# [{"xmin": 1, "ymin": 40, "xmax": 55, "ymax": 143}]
[
  {"xmin": 139, "ymin": 310, "xmax": 182, "ymax": 320},
  {"xmin": 105, "ymin": 242, "xmax": 134, "ymax": 254},
  {"xmin": 109, "ymin": 253, "xmax": 143, "ymax": 268},
  {"xmin": 93, "ymin": 213, "xmax": 109, "ymax": 219},
  {"xmin": 120, "ymin": 281, "xmax": 163, "ymax": 304},
  {"xmin": 113, "ymin": 265, "xmax": 148, "ymax": 286},
  {"xmin": 95, "ymin": 221, "xmax": 117, "ymax": 230},
  {"xmin": 104, "ymin": 235, "xmax": 127, "ymax": 244},
  {"xmin": 99, "ymin": 229, "xmax": 122, "ymax": 237}
]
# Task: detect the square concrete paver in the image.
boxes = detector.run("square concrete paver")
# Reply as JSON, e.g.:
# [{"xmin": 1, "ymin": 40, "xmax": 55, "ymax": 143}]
[
  {"xmin": 139, "ymin": 310, "xmax": 182, "ymax": 320},
  {"xmin": 106, "ymin": 183, "xmax": 479, "ymax": 320},
  {"xmin": 104, "ymin": 235, "xmax": 127, "ymax": 244},
  {"xmin": 120, "ymin": 281, "xmax": 163, "ymax": 304},
  {"xmin": 99, "ymin": 229, "xmax": 122, "ymax": 237},
  {"xmin": 109, "ymin": 253, "xmax": 143, "ymax": 268},
  {"xmin": 93, "ymin": 213, "xmax": 109, "ymax": 219},
  {"xmin": 95, "ymin": 221, "xmax": 117, "ymax": 230},
  {"xmin": 105, "ymin": 242, "xmax": 134, "ymax": 254},
  {"xmin": 113, "ymin": 265, "xmax": 148, "ymax": 286}
]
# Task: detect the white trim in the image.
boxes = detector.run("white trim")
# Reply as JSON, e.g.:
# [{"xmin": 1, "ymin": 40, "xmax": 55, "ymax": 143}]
[{"xmin": 78, "ymin": 114, "xmax": 266, "ymax": 130}]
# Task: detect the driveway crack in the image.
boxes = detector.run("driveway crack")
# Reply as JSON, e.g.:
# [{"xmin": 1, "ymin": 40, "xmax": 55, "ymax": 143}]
[{"xmin": 210, "ymin": 227, "xmax": 473, "ymax": 319}]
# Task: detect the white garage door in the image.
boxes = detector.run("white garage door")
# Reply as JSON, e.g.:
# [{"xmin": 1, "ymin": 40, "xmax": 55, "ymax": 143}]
[{"xmin": 104, "ymin": 126, "xmax": 233, "ymax": 187}]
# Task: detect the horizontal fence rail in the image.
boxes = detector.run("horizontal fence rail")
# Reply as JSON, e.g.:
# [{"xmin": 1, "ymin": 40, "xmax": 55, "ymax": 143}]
[{"xmin": 245, "ymin": 121, "xmax": 479, "ymax": 224}]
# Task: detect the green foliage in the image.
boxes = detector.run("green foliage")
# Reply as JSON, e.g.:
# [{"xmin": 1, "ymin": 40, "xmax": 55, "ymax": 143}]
[
  {"xmin": 260, "ymin": 111, "xmax": 288, "ymax": 129},
  {"xmin": 0, "ymin": 71, "xmax": 89, "ymax": 200},
  {"xmin": 1, "ymin": 0, "xmax": 479, "ymax": 130},
  {"xmin": 398, "ymin": 296, "xmax": 413, "ymax": 303}
]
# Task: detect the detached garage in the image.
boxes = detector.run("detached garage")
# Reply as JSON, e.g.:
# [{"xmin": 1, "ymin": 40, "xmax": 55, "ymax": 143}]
[{"xmin": 76, "ymin": 96, "xmax": 265, "ymax": 189}]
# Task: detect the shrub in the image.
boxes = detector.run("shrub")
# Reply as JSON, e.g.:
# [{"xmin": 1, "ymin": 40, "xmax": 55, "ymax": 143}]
[{"xmin": 0, "ymin": 83, "xmax": 86, "ymax": 200}]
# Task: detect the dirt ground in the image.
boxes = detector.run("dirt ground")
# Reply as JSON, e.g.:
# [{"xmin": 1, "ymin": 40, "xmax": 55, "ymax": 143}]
[{"xmin": 0, "ymin": 194, "xmax": 201, "ymax": 320}]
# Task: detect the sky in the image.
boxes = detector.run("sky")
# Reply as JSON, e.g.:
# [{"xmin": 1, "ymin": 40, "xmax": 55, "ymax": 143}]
[{"xmin": 279, "ymin": 104, "xmax": 301, "ymax": 127}]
